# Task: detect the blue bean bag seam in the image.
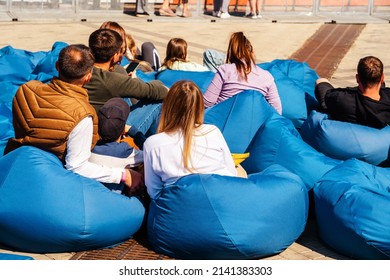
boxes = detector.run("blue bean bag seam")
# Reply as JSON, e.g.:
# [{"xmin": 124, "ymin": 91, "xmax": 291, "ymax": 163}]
[{"xmin": 199, "ymin": 175, "xmax": 248, "ymax": 258}]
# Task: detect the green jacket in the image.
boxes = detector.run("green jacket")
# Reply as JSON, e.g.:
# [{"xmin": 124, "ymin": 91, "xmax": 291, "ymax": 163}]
[{"xmin": 85, "ymin": 66, "xmax": 168, "ymax": 112}]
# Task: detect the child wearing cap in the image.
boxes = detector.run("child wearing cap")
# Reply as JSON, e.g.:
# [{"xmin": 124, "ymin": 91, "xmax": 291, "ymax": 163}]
[{"xmin": 90, "ymin": 97, "xmax": 147, "ymax": 195}]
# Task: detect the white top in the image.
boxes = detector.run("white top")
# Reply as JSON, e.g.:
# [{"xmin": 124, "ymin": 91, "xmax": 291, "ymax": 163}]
[
  {"xmin": 143, "ymin": 124, "xmax": 237, "ymax": 199},
  {"xmin": 158, "ymin": 60, "xmax": 209, "ymax": 72},
  {"xmin": 64, "ymin": 116, "xmax": 123, "ymax": 184}
]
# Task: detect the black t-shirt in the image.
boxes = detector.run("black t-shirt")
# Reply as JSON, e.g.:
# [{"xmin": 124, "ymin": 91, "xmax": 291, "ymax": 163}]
[{"xmin": 317, "ymin": 82, "xmax": 390, "ymax": 129}]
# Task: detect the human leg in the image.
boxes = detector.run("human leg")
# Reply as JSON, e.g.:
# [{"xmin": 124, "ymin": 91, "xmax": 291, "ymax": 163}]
[
  {"xmin": 141, "ymin": 42, "xmax": 161, "ymax": 71},
  {"xmin": 203, "ymin": 49, "xmax": 226, "ymax": 72},
  {"xmin": 220, "ymin": 0, "xmax": 230, "ymax": 18},
  {"xmin": 159, "ymin": 0, "xmax": 176, "ymax": 16},
  {"xmin": 181, "ymin": 0, "xmax": 191, "ymax": 17},
  {"xmin": 127, "ymin": 100, "xmax": 162, "ymax": 136}
]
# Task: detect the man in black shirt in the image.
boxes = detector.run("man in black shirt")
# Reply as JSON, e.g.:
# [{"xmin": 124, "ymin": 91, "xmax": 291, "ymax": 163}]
[{"xmin": 315, "ymin": 56, "xmax": 390, "ymax": 129}]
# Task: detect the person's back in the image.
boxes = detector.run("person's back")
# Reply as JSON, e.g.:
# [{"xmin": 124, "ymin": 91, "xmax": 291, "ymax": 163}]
[
  {"xmin": 203, "ymin": 32, "xmax": 282, "ymax": 114},
  {"xmin": 143, "ymin": 80, "xmax": 237, "ymax": 200},
  {"xmin": 315, "ymin": 56, "xmax": 390, "ymax": 129},
  {"xmin": 5, "ymin": 45, "xmax": 98, "ymax": 160},
  {"xmin": 158, "ymin": 38, "xmax": 209, "ymax": 72},
  {"xmin": 85, "ymin": 28, "xmax": 168, "ymax": 113}
]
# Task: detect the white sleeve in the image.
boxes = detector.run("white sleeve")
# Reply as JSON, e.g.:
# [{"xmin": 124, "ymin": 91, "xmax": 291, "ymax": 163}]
[
  {"xmin": 64, "ymin": 117, "xmax": 123, "ymax": 184},
  {"xmin": 143, "ymin": 138, "xmax": 164, "ymax": 200}
]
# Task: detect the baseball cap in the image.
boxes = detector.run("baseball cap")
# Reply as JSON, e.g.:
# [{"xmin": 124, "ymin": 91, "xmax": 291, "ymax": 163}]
[{"xmin": 98, "ymin": 98, "xmax": 130, "ymax": 142}]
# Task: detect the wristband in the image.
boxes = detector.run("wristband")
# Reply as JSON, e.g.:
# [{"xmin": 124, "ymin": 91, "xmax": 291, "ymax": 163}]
[{"xmin": 121, "ymin": 170, "xmax": 127, "ymax": 183}]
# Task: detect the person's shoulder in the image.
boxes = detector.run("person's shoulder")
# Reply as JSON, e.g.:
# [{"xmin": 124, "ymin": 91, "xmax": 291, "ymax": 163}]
[{"xmin": 144, "ymin": 132, "xmax": 172, "ymax": 150}]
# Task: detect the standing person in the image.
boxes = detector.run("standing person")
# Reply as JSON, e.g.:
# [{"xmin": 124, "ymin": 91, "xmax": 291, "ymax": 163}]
[
  {"xmin": 86, "ymin": 28, "xmax": 168, "ymax": 135},
  {"xmin": 246, "ymin": 0, "xmax": 262, "ymax": 19},
  {"xmin": 203, "ymin": 32, "xmax": 282, "ymax": 114},
  {"xmin": 4, "ymin": 44, "xmax": 144, "ymax": 192},
  {"xmin": 135, "ymin": 0, "xmax": 151, "ymax": 17},
  {"xmin": 159, "ymin": 38, "xmax": 209, "ymax": 72},
  {"xmin": 212, "ymin": 0, "xmax": 230, "ymax": 19},
  {"xmin": 315, "ymin": 56, "xmax": 390, "ymax": 129},
  {"xmin": 143, "ymin": 80, "xmax": 238, "ymax": 200},
  {"xmin": 159, "ymin": 0, "xmax": 191, "ymax": 17}
]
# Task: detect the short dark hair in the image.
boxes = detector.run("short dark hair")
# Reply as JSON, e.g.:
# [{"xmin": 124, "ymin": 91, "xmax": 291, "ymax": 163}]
[
  {"xmin": 57, "ymin": 44, "xmax": 94, "ymax": 83},
  {"xmin": 357, "ymin": 56, "xmax": 383, "ymax": 89},
  {"xmin": 88, "ymin": 29, "xmax": 123, "ymax": 63}
]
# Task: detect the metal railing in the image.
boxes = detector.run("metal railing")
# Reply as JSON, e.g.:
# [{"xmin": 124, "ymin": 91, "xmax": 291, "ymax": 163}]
[{"xmin": 0, "ymin": 0, "xmax": 389, "ymax": 18}]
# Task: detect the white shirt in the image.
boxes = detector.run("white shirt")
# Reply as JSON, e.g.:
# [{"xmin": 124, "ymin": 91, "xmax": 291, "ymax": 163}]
[
  {"xmin": 64, "ymin": 116, "xmax": 123, "ymax": 184},
  {"xmin": 143, "ymin": 124, "xmax": 237, "ymax": 200}
]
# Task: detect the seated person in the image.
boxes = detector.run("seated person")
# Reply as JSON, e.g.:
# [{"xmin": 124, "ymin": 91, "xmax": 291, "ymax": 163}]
[
  {"xmin": 315, "ymin": 56, "xmax": 390, "ymax": 129},
  {"xmin": 203, "ymin": 32, "xmax": 282, "ymax": 114},
  {"xmin": 143, "ymin": 80, "xmax": 243, "ymax": 200},
  {"xmin": 90, "ymin": 98, "xmax": 147, "ymax": 195},
  {"xmin": 158, "ymin": 38, "xmax": 209, "ymax": 72},
  {"xmin": 4, "ymin": 44, "xmax": 143, "ymax": 191},
  {"xmin": 85, "ymin": 28, "xmax": 168, "ymax": 135}
]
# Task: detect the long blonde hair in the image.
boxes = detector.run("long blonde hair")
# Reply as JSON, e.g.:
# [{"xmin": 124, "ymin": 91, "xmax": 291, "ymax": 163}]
[
  {"xmin": 226, "ymin": 32, "xmax": 256, "ymax": 81},
  {"xmin": 158, "ymin": 80, "xmax": 204, "ymax": 171},
  {"xmin": 162, "ymin": 38, "xmax": 188, "ymax": 70}
]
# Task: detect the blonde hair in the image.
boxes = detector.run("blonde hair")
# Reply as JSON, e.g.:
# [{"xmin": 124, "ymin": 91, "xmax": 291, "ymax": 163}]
[
  {"xmin": 162, "ymin": 38, "xmax": 188, "ymax": 70},
  {"xmin": 157, "ymin": 80, "xmax": 204, "ymax": 171},
  {"xmin": 226, "ymin": 32, "xmax": 256, "ymax": 81}
]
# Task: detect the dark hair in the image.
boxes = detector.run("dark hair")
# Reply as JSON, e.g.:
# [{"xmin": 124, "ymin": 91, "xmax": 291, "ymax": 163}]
[
  {"xmin": 88, "ymin": 29, "xmax": 123, "ymax": 63},
  {"xmin": 357, "ymin": 56, "xmax": 383, "ymax": 89},
  {"xmin": 226, "ymin": 32, "xmax": 256, "ymax": 82},
  {"xmin": 162, "ymin": 38, "xmax": 188, "ymax": 69},
  {"xmin": 57, "ymin": 44, "xmax": 94, "ymax": 83}
]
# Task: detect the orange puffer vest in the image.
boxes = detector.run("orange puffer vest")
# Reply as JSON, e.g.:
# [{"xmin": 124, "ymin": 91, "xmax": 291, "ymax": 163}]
[{"xmin": 6, "ymin": 78, "xmax": 98, "ymax": 162}]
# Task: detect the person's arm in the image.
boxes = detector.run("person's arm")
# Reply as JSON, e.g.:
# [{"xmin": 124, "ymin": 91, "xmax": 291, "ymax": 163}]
[
  {"xmin": 143, "ymin": 138, "xmax": 164, "ymax": 200},
  {"xmin": 315, "ymin": 78, "xmax": 334, "ymax": 111},
  {"xmin": 265, "ymin": 78, "xmax": 282, "ymax": 115},
  {"xmin": 215, "ymin": 128, "xmax": 237, "ymax": 176},
  {"xmin": 126, "ymin": 125, "xmax": 147, "ymax": 150},
  {"xmin": 203, "ymin": 70, "xmax": 224, "ymax": 108},
  {"xmin": 105, "ymin": 71, "xmax": 168, "ymax": 101},
  {"xmin": 65, "ymin": 117, "xmax": 144, "ymax": 191}
]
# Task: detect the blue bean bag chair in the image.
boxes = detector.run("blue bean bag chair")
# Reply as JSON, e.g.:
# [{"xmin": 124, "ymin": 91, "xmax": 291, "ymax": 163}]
[
  {"xmin": 259, "ymin": 59, "xmax": 319, "ymax": 128},
  {"xmin": 0, "ymin": 42, "xmax": 67, "ymax": 157},
  {"xmin": 0, "ymin": 253, "xmax": 34, "ymax": 260},
  {"xmin": 314, "ymin": 159, "xmax": 390, "ymax": 259},
  {"xmin": 148, "ymin": 164, "xmax": 308, "ymax": 259},
  {"xmin": 0, "ymin": 146, "xmax": 145, "ymax": 253},
  {"xmin": 300, "ymin": 110, "xmax": 390, "ymax": 166},
  {"xmin": 205, "ymin": 90, "xmax": 340, "ymax": 189},
  {"xmin": 156, "ymin": 69, "xmax": 215, "ymax": 93}
]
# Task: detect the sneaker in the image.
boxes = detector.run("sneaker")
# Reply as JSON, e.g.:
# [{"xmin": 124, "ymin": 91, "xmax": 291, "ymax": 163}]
[
  {"xmin": 245, "ymin": 13, "xmax": 257, "ymax": 19},
  {"xmin": 220, "ymin": 12, "xmax": 230, "ymax": 19},
  {"xmin": 212, "ymin": 10, "xmax": 221, "ymax": 17},
  {"xmin": 175, "ymin": 5, "xmax": 182, "ymax": 16},
  {"xmin": 256, "ymin": 13, "xmax": 262, "ymax": 19}
]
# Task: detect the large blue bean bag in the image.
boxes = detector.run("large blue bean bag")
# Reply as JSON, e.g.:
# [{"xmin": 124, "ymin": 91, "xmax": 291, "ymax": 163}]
[
  {"xmin": 0, "ymin": 42, "xmax": 68, "ymax": 156},
  {"xmin": 314, "ymin": 159, "xmax": 390, "ymax": 259},
  {"xmin": 300, "ymin": 110, "xmax": 390, "ymax": 166},
  {"xmin": 0, "ymin": 146, "xmax": 145, "ymax": 253},
  {"xmin": 205, "ymin": 90, "xmax": 340, "ymax": 189},
  {"xmin": 259, "ymin": 59, "xmax": 319, "ymax": 128},
  {"xmin": 148, "ymin": 164, "xmax": 308, "ymax": 259},
  {"xmin": 156, "ymin": 69, "xmax": 215, "ymax": 93}
]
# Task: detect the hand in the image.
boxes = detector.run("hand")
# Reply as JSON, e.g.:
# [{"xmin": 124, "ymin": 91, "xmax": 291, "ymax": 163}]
[{"xmin": 124, "ymin": 168, "xmax": 145, "ymax": 194}]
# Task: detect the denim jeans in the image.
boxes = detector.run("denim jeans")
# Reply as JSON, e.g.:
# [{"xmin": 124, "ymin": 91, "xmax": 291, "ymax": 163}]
[{"xmin": 126, "ymin": 100, "xmax": 162, "ymax": 137}]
